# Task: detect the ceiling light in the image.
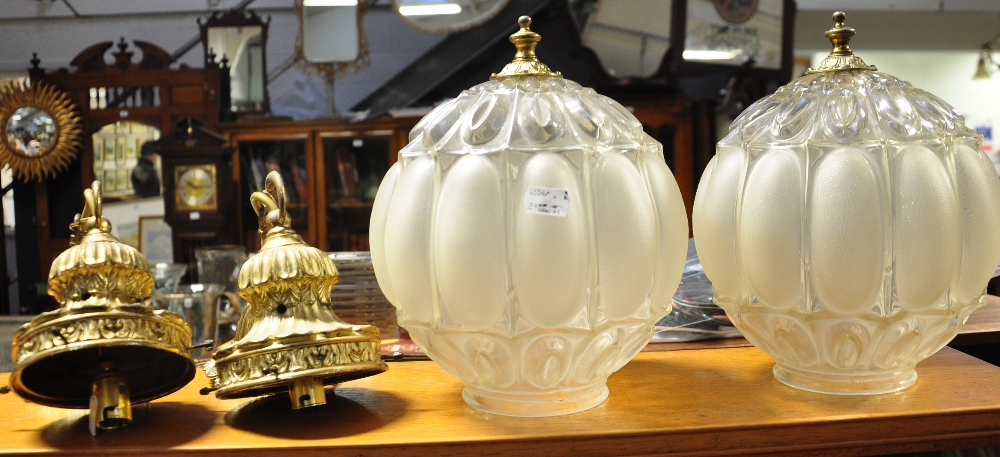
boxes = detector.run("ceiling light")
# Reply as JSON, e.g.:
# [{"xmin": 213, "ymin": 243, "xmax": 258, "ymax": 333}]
[
  {"xmin": 974, "ymin": 55, "xmax": 992, "ymax": 80},
  {"xmin": 302, "ymin": 0, "xmax": 358, "ymax": 6},
  {"xmin": 682, "ymin": 49, "xmax": 743, "ymax": 61},
  {"xmin": 398, "ymin": 4, "xmax": 462, "ymax": 16}
]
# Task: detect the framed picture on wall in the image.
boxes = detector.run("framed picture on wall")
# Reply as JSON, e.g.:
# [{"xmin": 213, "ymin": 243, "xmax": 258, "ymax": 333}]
[
  {"xmin": 103, "ymin": 137, "xmax": 115, "ymax": 162},
  {"xmin": 139, "ymin": 216, "xmax": 174, "ymax": 264},
  {"xmin": 103, "ymin": 170, "xmax": 117, "ymax": 191},
  {"xmin": 93, "ymin": 138, "xmax": 104, "ymax": 162},
  {"xmin": 670, "ymin": 0, "xmax": 794, "ymax": 80},
  {"xmin": 115, "ymin": 136, "xmax": 127, "ymax": 165},
  {"xmin": 134, "ymin": 138, "xmax": 144, "ymax": 158},
  {"xmin": 126, "ymin": 137, "xmax": 137, "ymax": 158},
  {"xmin": 114, "ymin": 169, "xmax": 128, "ymax": 191}
]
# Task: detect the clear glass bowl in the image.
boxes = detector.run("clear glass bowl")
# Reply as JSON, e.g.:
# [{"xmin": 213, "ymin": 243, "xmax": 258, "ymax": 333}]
[
  {"xmin": 370, "ymin": 75, "xmax": 689, "ymax": 416},
  {"xmin": 693, "ymin": 67, "xmax": 1000, "ymax": 394}
]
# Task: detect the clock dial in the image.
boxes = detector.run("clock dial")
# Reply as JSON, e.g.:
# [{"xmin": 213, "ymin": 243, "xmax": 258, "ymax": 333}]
[{"xmin": 175, "ymin": 165, "xmax": 217, "ymax": 210}]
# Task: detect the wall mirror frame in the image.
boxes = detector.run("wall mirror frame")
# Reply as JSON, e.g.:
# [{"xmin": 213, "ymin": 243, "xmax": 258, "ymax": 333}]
[
  {"xmin": 199, "ymin": 9, "xmax": 272, "ymax": 117},
  {"xmin": 577, "ymin": 0, "xmax": 674, "ymax": 79},
  {"xmin": 391, "ymin": 0, "xmax": 510, "ymax": 34},
  {"xmin": 669, "ymin": 0, "xmax": 795, "ymax": 80},
  {"xmin": 293, "ymin": 0, "xmax": 371, "ymax": 84},
  {"xmin": 0, "ymin": 80, "xmax": 82, "ymax": 182}
]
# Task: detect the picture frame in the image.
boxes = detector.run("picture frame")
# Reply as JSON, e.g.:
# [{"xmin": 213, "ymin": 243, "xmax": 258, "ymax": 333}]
[
  {"xmin": 139, "ymin": 216, "xmax": 174, "ymax": 264},
  {"xmin": 669, "ymin": 0, "xmax": 794, "ymax": 80},
  {"xmin": 103, "ymin": 136, "xmax": 115, "ymax": 162},
  {"xmin": 103, "ymin": 170, "xmax": 117, "ymax": 191},
  {"xmin": 114, "ymin": 169, "xmax": 128, "ymax": 191},
  {"xmin": 134, "ymin": 138, "xmax": 145, "ymax": 158},
  {"xmin": 126, "ymin": 137, "xmax": 137, "ymax": 158},
  {"xmin": 93, "ymin": 137, "xmax": 104, "ymax": 162},
  {"xmin": 115, "ymin": 136, "xmax": 127, "ymax": 165}
]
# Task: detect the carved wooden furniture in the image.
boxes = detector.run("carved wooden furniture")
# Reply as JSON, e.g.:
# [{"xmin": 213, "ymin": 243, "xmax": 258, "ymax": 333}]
[
  {"xmin": 15, "ymin": 39, "xmax": 224, "ymax": 313},
  {"xmin": 219, "ymin": 116, "xmax": 418, "ymax": 254}
]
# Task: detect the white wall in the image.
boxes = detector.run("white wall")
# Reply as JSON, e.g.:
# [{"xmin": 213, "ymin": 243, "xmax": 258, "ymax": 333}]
[{"xmin": 811, "ymin": 50, "xmax": 1000, "ymax": 173}]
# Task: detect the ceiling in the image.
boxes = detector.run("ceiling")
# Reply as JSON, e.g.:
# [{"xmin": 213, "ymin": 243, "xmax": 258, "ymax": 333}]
[
  {"xmin": 2, "ymin": 0, "xmax": 1000, "ymax": 21},
  {"xmin": 0, "ymin": 0, "xmax": 291, "ymax": 20},
  {"xmin": 797, "ymin": 0, "xmax": 1000, "ymax": 12}
]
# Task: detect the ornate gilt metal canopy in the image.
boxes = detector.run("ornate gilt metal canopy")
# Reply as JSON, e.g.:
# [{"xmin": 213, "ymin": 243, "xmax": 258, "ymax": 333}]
[
  {"xmin": 206, "ymin": 171, "xmax": 386, "ymax": 409},
  {"xmin": 10, "ymin": 181, "xmax": 196, "ymax": 433}
]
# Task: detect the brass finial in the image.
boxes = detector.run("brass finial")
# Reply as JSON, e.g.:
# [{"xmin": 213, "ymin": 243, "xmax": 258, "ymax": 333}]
[
  {"xmin": 806, "ymin": 11, "xmax": 877, "ymax": 74},
  {"xmin": 69, "ymin": 181, "xmax": 113, "ymax": 245},
  {"xmin": 491, "ymin": 16, "xmax": 562, "ymax": 80},
  {"xmin": 251, "ymin": 171, "xmax": 296, "ymax": 247}
]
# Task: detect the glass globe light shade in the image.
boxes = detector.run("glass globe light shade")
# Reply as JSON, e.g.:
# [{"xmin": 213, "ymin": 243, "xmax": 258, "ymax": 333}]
[
  {"xmin": 693, "ymin": 12, "xmax": 1000, "ymax": 394},
  {"xmin": 369, "ymin": 17, "xmax": 688, "ymax": 416}
]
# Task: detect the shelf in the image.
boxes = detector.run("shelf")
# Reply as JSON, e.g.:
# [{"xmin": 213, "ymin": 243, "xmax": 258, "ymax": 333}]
[
  {"xmin": 328, "ymin": 201, "xmax": 374, "ymax": 209},
  {"xmin": 2, "ymin": 345, "xmax": 1000, "ymax": 455}
]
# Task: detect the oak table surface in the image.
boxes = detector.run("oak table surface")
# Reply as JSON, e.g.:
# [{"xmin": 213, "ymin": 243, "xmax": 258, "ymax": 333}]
[{"xmin": 1, "ymin": 345, "xmax": 1000, "ymax": 457}]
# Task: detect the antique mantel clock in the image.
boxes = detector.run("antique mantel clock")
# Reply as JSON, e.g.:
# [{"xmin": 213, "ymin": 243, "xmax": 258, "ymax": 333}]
[{"xmin": 159, "ymin": 119, "xmax": 237, "ymax": 269}]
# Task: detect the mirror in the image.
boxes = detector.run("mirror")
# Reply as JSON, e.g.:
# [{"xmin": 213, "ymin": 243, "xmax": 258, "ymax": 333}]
[
  {"xmin": 92, "ymin": 121, "xmax": 161, "ymax": 199},
  {"xmin": 294, "ymin": 0, "xmax": 372, "ymax": 114},
  {"xmin": 302, "ymin": 0, "xmax": 359, "ymax": 62},
  {"xmin": 0, "ymin": 80, "xmax": 82, "ymax": 182},
  {"xmin": 579, "ymin": 0, "xmax": 672, "ymax": 77},
  {"xmin": 6, "ymin": 106, "xmax": 56, "ymax": 157},
  {"xmin": 680, "ymin": 0, "xmax": 785, "ymax": 69},
  {"xmin": 392, "ymin": 0, "xmax": 509, "ymax": 34},
  {"xmin": 199, "ymin": 10, "xmax": 271, "ymax": 116}
]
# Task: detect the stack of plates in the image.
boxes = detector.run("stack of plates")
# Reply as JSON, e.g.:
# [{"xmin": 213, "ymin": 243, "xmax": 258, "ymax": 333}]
[{"xmin": 328, "ymin": 251, "xmax": 399, "ymax": 340}]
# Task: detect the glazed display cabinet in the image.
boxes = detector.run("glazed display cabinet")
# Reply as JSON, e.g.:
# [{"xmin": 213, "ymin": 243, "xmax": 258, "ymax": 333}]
[{"xmin": 219, "ymin": 116, "xmax": 418, "ymax": 253}]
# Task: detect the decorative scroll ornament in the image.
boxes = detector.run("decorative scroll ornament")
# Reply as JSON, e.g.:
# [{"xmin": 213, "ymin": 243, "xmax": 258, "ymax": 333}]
[
  {"xmin": 9, "ymin": 181, "xmax": 196, "ymax": 433},
  {"xmin": 207, "ymin": 171, "xmax": 386, "ymax": 410},
  {"xmin": 0, "ymin": 80, "xmax": 82, "ymax": 182}
]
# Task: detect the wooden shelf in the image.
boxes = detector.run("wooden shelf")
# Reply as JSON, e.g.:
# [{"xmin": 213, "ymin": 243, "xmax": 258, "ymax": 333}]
[
  {"xmin": 2, "ymin": 345, "xmax": 1000, "ymax": 456},
  {"xmin": 328, "ymin": 201, "xmax": 375, "ymax": 209}
]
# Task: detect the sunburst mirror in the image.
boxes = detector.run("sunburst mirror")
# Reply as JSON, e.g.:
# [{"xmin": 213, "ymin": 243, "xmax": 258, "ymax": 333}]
[{"xmin": 0, "ymin": 80, "xmax": 82, "ymax": 182}]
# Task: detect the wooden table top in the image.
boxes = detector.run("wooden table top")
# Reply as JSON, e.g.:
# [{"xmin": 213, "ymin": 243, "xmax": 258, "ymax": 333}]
[{"xmin": 2, "ymin": 345, "xmax": 1000, "ymax": 456}]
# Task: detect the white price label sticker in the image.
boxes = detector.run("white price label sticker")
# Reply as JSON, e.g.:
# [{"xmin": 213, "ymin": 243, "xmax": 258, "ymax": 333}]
[{"xmin": 525, "ymin": 186, "xmax": 570, "ymax": 217}]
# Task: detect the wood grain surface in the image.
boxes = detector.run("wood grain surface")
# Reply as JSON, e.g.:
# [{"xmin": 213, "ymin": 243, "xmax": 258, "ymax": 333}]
[{"xmin": 2, "ymin": 346, "xmax": 1000, "ymax": 456}]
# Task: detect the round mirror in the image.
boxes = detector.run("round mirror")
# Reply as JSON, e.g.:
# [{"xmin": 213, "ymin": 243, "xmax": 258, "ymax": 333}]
[
  {"xmin": 392, "ymin": 0, "xmax": 509, "ymax": 33},
  {"xmin": 5, "ymin": 106, "xmax": 57, "ymax": 157},
  {"xmin": 0, "ymin": 80, "xmax": 82, "ymax": 182}
]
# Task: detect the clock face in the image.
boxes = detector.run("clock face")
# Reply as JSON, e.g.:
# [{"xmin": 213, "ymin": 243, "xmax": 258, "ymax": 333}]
[
  {"xmin": 714, "ymin": 0, "xmax": 758, "ymax": 24},
  {"xmin": 175, "ymin": 164, "xmax": 217, "ymax": 211}
]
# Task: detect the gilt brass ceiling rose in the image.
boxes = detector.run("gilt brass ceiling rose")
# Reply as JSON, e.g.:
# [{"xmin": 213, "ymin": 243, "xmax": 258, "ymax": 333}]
[
  {"xmin": 207, "ymin": 171, "xmax": 386, "ymax": 409},
  {"xmin": 9, "ymin": 181, "xmax": 196, "ymax": 433}
]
